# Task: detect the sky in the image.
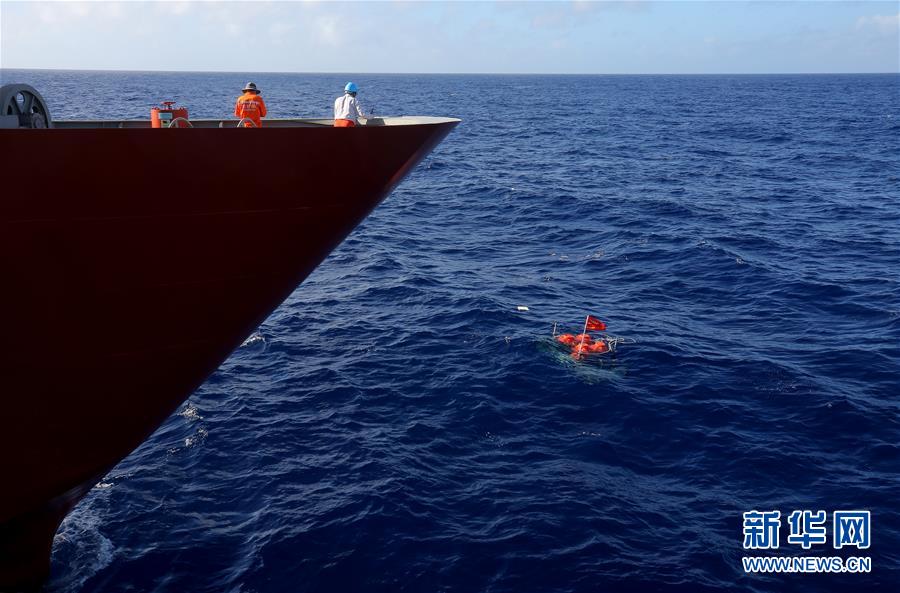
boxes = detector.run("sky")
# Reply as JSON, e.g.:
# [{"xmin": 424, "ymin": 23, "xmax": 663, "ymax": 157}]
[{"xmin": 0, "ymin": 1, "xmax": 898, "ymax": 74}]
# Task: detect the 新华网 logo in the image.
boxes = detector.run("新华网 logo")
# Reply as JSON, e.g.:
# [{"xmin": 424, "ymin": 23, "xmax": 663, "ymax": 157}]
[{"xmin": 741, "ymin": 509, "xmax": 871, "ymax": 574}]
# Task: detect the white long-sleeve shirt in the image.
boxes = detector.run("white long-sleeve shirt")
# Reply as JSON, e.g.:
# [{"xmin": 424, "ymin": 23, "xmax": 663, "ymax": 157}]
[{"xmin": 333, "ymin": 94, "xmax": 366, "ymax": 123}]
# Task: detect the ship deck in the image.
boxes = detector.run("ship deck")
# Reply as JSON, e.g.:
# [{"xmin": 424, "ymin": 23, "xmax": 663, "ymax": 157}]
[
  {"xmin": 51, "ymin": 116, "xmax": 459, "ymax": 129},
  {"xmin": 1, "ymin": 112, "xmax": 460, "ymax": 589}
]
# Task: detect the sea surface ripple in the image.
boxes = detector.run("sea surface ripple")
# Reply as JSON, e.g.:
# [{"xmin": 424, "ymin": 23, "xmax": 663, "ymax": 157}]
[{"xmin": 3, "ymin": 70, "xmax": 899, "ymax": 593}]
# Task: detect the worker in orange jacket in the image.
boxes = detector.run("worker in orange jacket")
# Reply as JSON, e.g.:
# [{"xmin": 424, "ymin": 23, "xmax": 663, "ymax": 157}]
[{"xmin": 234, "ymin": 82, "xmax": 267, "ymax": 128}]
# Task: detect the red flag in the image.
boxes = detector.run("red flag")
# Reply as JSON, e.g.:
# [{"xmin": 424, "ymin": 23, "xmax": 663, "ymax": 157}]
[{"xmin": 585, "ymin": 315, "xmax": 606, "ymax": 331}]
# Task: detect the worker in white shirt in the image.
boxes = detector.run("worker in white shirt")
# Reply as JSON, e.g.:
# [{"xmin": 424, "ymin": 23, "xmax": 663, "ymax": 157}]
[{"xmin": 333, "ymin": 82, "xmax": 367, "ymax": 127}]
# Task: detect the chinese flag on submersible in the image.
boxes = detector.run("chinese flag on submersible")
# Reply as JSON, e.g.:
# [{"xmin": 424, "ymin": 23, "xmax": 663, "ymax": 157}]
[{"xmin": 585, "ymin": 315, "xmax": 606, "ymax": 331}]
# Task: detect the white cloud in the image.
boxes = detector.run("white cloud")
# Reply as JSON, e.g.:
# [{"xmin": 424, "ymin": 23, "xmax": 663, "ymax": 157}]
[
  {"xmin": 103, "ymin": 2, "xmax": 124, "ymax": 20},
  {"xmin": 314, "ymin": 15, "xmax": 340, "ymax": 46},
  {"xmin": 33, "ymin": 1, "xmax": 125, "ymax": 26},
  {"xmin": 531, "ymin": 10, "xmax": 566, "ymax": 30},
  {"xmin": 856, "ymin": 13, "xmax": 900, "ymax": 34},
  {"xmin": 268, "ymin": 22, "xmax": 295, "ymax": 45},
  {"xmin": 201, "ymin": 3, "xmax": 262, "ymax": 38},
  {"xmin": 37, "ymin": 5, "xmax": 59, "ymax": 24},
  {"xmin": 573, "ymin": 1, "xmax": 595, "ymax": 14},
  {"xmin": 67, "ymin": 2, "xmax": 92, "ymax": 19},
  {"xmin": 157, "ymin": 2, "xmax": 192, "ymax": 17}
]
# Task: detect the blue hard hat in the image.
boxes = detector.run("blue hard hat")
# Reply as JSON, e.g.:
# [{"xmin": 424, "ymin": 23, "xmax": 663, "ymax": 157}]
[{"xmin": 344, "ymin": 82, "xmax": 359, "ymax": 93}]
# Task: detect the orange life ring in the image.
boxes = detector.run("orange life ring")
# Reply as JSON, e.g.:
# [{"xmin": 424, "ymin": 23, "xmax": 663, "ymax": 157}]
[
  {"xmin": 588, "ymin": 341, "xmax": 608, "ymax": 353},
  {"xmin": 571, "ymin": 343, "xmax": 590, "ymax": 357},
  {"xmin": 556, "ymin": 334, "xmax": 577, "ymax": 345}
]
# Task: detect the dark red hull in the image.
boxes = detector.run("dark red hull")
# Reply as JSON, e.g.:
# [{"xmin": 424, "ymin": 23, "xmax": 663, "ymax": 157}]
[{"xmin": 0, "ymin": 120, "xmax": 457, "ymax": 588}]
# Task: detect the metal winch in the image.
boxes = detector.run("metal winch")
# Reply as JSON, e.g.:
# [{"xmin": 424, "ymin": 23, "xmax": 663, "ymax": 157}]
[{"xmin": 0, "ymin": 84, "xmax": 53, "ymax": 129}]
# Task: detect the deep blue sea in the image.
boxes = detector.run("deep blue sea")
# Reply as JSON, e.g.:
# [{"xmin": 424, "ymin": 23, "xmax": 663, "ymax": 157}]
[{"xmin": 2, "ymin": 70, "xmax": 899, "ymax": 593}]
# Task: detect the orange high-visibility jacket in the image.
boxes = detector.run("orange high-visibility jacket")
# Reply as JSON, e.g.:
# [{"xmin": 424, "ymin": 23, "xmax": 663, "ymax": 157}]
[{"xmin": 234, "ymin": 93, "xmax": 267, "ymax": 128}]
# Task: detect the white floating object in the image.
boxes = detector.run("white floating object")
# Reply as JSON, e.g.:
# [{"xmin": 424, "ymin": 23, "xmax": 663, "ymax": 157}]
[{"xmin": 517, "ymin": 306, "xmax": 530, "ymax": 312}]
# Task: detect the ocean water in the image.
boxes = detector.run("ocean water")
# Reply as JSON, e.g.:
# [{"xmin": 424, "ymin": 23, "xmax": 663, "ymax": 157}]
[{"xmin": 3, "ymin": 70, "xmax": 899, "ymax": 592}]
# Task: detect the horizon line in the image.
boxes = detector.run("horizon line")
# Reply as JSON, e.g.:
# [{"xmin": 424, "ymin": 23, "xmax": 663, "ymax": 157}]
[{"xmin": 1, "ymin": 67, "xmax": 898, "ymax": 77}]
